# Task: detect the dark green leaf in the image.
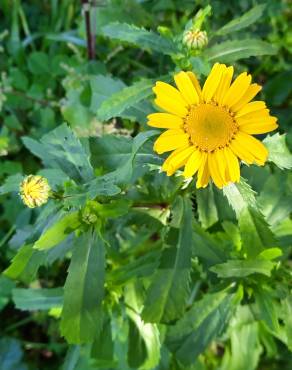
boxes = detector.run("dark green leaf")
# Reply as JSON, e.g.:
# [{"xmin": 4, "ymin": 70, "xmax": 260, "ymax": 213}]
[
  {"xmin": 12, "ymin": 288, "xmax": 63, "ymax": 310},
  {"xmin": 216, "ymin": 5, "xmax": 266, "ymax": 35},
  {"xmin": 142, "ymin": 197, "xmax": 193, "ymax": 323},
  {"xmin": 101, "ymin": 22, "xmax": 178, "ymax": 55},
  {"xmin": 196, "ymin": 185, "xmax": 218, "ymax": 229},
  {"xmin": 60, "ymin": 231, "xmax": 105, "ymax": 344}
]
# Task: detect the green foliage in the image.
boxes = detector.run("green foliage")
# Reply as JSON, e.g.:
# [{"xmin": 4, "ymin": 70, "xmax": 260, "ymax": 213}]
[{"xmin": 0, "ymin": 1, "xmax": 291, "ymax": 369}]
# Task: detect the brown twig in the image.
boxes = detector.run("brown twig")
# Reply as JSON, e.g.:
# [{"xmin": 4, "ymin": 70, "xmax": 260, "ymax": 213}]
[{"xmin": 81, "ymin": 0, "xmax": 96, "ymax": 60}]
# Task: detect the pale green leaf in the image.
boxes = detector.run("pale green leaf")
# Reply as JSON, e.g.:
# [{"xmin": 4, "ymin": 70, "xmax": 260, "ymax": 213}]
[
  {"xmin": 210, "ymin": 259, "xmax": 275, "ymax": 278},
  {"xmin": 216, "ymin": 5, "xmax": 266, "ymax": 35},
  {"xmin": 60, "ymin": 231, "xmax": 105, "ymax": 344},
  {"xmin": 196, "ymin": 185, "xmax": 218, "ymax": 229},
  {"xmin": 263, "ymin": 133, "xmax": 292, "ymax": 170},
  {"xmin": 205, "ymin": 39, "xmax": 277, "ymax": 63},
  {"xmin": 34, "ymin": 212, "xmax": 80, "ymax": 251}
]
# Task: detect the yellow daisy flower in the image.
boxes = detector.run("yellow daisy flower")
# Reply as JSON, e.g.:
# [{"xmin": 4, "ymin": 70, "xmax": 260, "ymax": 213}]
[
  {"xmin": 19, "ymin": 175, "xmax": 51, "ymax": 208},
  {"xmin": 147, "ymin": 63, "xmax": 278, "ymax": 189}
]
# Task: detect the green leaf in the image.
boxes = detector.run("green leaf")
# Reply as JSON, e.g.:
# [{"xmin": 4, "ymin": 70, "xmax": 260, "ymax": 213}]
[
  {"xmin": 12, "ymin": 288, "xmax": 63, "ymax": 310},
  {"xmin": 216, "ymin": 4, "xmax": 266, "ymax": 35},
  {"xmin": 0, "ymin": 276, "xmax": 15, "ymax": 311},
  {"xmin": 34, "ymin": 212, "xmax": 80, "ymax": 251},
  {"xmin": 101, "ymin": 22, "xmax": 178, "ymax": 55},
  {"xmin": 22, "ymin": 124, "xmax": 94, "ymax": 183},
  {"xmin": 196, "ymin": 185, "xmax": 218, "ymax": 229},
  {"xmin": 254, "ymin": 287, "xmax": 280, "ymax": 333},
  {"xmin": 88, "ymin": 130, "xmax": 158, "ymax": 198},
  {"xmin": 142, "ymin": 197, "xmax": 193, "ymax": 323},
  {"xmin": 0, "ymin": 174, "xmax": 23, "ymax": 195},
  {"xmin": 205, "ymin": 39, "xmax": 277, "ymax": 63},
  {"xmin": 166, "ymin": 288, "xmax": 242, "ymax": 365},
  {"xmin": 60, "ymin": 231, "xmax": 105, "ymax": 344},
  {"xmin": 263, "ymin": 133, "xmax": 292, "ymax": 170},
  {"xmin": 282, "ymin": 296, "xmax": 292, "ymax": 351},
  {"xmin": 97, "ymin": 79, "xmax": 154, "ymax": 121},
  {"xmin": 4, "ymin": 244, "xmax": 46, "ymax": 283},
  {"xmin": 210, "ymin": 259, "xmax": 275, "ymax": 278},
  {"xmin": 0, "ymin": 338, "xmax": 27, "ymax": 370},
  {"xmin": 223, "ymin": 179, "xmax": 276, "ymax": 258}
]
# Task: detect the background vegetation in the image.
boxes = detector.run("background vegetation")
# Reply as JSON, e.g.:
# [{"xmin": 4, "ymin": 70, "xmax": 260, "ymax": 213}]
[{"xmin": 0, "ymin": 0, "xmax": 291, "ymax": 369}]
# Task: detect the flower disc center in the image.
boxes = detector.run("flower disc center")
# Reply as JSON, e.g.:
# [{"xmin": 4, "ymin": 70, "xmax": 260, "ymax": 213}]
[{"xmin": 185, "ymin": 103, "xmax": 238, "ymax": 152}]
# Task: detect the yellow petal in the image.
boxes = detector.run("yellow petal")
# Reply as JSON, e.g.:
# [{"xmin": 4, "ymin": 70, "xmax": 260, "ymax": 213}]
[
  {"xmin": 208, "ymin": 152, "xmax": 224, "ymax": 188},
  {"xmin": 153, "ymin": 130, "xmax": 189, "ymax": 154},
  {"xmin": 155, "ymin": 97, "xmax": 188, "ymax": 117},
  {"xmin": 235, "ymin": 101, "xmax": 266, "ymax": 118},
  {"xmin": 183, "ymin": 149, "xmax": 203, "ymax": 178},
  {"xmin": 174, "ymin": 71, "xmax": 200, "ymax": 105},
  {"xmin": 164, "ymin": 146, "xmax": 195, "ymax": 176},
  {"xmin": 231, "ymin": 83, "xmax": 262, "ymax": 112},
  {"xmin": 214, "ymin": 149, "xmax": 228, "ymax": 185},
  {"xmin": 162, "ymin": 145, "xmax": 189, "ymax": 172},
  {"xmin": 147, "ymin": 113, "xmax": 183, "ymax": 129},
  {"xmin": 224, "ymin": 147, "xmax": 240, "ymax": 183},
  {"xmin": 236, "ymin": 109, "xmax": 270, "ymax": 123},
  {"xmin": 230, "ymin": 136, "xmax": 254, "ymax": 165},
  {"xmin": 186, "ymin": 71, "xmax": 203, "ymax": 101},
  {"xmin": 222, "ymin": 72, "xmax": 252, "ymax": 108},
  {"xmin": 233, "ymin": 131, "xmax": 268, "ymax": 166},
  {"xmin": 202, "ymin": 63, "xmax": 224, "ymax": 103},
  {"xmin": 196, "ymin": 153, "xmax": 209, "ymax": 188},
  {"xmin": 239, "ymin": 118, "xmax": 278, "ymax": 135},
  {"xmin": 214, "ymin": 66, "xmax": 234, "ymax": 105},
  {"xmin": 153, "ymin": 81, "xmax": 188, "ymax": 105}
]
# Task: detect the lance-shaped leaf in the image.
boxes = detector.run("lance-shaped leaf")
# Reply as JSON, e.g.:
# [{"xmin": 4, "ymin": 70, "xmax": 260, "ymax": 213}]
[
  {"xmin": 223, "ymin": 179, "xmax": 276, "ymax": 258},
  {"xmin": 210, "ymin": 259, "xmax": 275, "ymax": 278},
  {"xmin": 101, "ymin": 22, "xmax": 178, "ymax": 55},
  {"xmin": 166, "ymin": 288, "xmax": 242, "ymax": 366},
  {"xmin": 22, "ymin": 124, "xmax": 94, "ymax": 183},
  {"xmin": 60, "ymin": 231, "xmax": 105, "ymax": 344},
  {"xmin": 196, "ymin": 185, "xmax": 218, "ymax": 229},
  {"xmin": 12, "ymin": 288, "xmax": 63, "ymax": 311},
  {"xmin": 263, "ymin": 133, "xmax": 292, "ymax": 170},
  {"xmin": 97, "ymin": 78, "xmax": 154, "ymax": 121},
  {"xmin": 216, "ymin": 4, "xmax": 266, "ymax": 35},
  {"xmin": 34, "ymin": 212, "xmax": 80, "ymax": 251},
  {"xmin": 142, "ymin": 197, "xmax": 193, "ymax": 323},
  {"xmin": 205, "ymin": 39, "xmax": 277, "ymax": 63}
]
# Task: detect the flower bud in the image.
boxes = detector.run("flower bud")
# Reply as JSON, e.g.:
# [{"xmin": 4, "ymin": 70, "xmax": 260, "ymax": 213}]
[
  {"xmin": 183, "ymin": 29, "xmax": 208, "ymax": 50},
  {"xmin": 19, "ymin": 175, "xmax": 51, "ymax": 208}
]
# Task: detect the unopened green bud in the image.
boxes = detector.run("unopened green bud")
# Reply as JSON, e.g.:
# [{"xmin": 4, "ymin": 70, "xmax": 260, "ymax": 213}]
[{"xmin": 183, "ymin": 29, "xmax": 208, "ymax": 50}]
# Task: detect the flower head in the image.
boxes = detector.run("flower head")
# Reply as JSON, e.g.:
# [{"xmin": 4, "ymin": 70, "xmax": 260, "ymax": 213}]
[
  {"xmin": 19, "ymin": 175, "xmax": 51, "ymax": 208},
  {"xmin": 183, "ymin": 29, "xmax": 208, "ymax": 50},
  {"xmin": 148, "ymin": 63, "xmax": 278, "ymax": 189}
]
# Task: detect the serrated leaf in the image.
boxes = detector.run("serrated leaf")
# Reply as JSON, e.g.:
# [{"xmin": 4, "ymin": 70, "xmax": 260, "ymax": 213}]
[
  {"xmin": 101, "ymin": 22, "xmax": 177, "ymax": 55},
  {"xmin": 142, "ymin": 197, "xmax": 193, "ymax": 323},
  {"xmin": 97, "ymin": 79, "xmax": 154, "ymax": 121},
  {"xmin": 12, "ymin": 288, "xmax": 63, "ymax": 310},
  {"xmin": 254, "ymin": 287, "xmax": 280, "ymax": 333},
  {"xmin": 22, "ymin": 124, "xmax": 94, "ymax": 183},
  {"xmin": 210, "ymin": 259, "xmax": 275, "ymax": 278},
  {"xmin": 216, "ymin": 5, "xmax": 266, "ymax": 35},
  {"xmin": 205, "ymin": 39, "xmax": 277, "ymax": 63},
  {"xmin": 263, "ymin": 133, "xmax": 292, "ymax": 170},
  {"xmin": 34, "ymin": 212, "xmax": 80, "ymax": 251},
  {"xmin": 223, "ymin": 179, "xmax": 276, "ymax": 258},
  {"xmin": 60, "ymin": 231, "xmax": 105, "ymax": 344},
  {"xmin": 166, "ymin": 288, "xmax": 242, "ymax": 365}
]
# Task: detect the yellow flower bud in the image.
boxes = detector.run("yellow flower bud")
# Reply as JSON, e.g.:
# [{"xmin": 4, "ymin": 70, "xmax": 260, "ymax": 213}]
[
  {"xmin": 19, "ymin": 175, "xmax": 51, "ymax": 208},
  {"xmin": 183, "ymin": 29, "xmax": 208, "ymax": 50}
]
